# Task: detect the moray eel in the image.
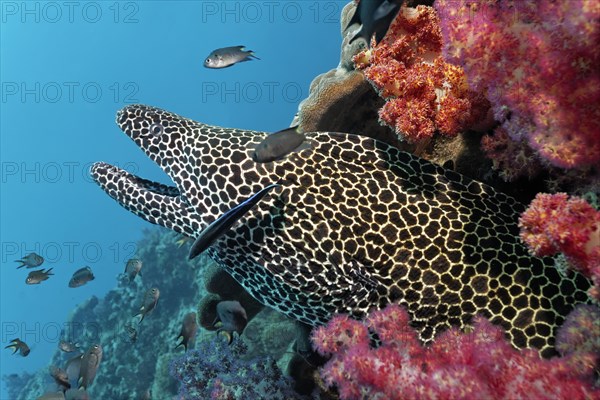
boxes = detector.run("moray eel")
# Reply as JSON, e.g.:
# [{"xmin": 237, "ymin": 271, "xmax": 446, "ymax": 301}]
[{"xmin": 91, "ymin": 105, "xmax": 591, "ymax": 357}]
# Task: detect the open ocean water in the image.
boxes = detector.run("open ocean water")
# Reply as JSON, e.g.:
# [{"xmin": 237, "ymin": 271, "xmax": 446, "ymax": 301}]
[{"xmin": 1, "ymin": 1, "xmax": 346, "ymax": 398}]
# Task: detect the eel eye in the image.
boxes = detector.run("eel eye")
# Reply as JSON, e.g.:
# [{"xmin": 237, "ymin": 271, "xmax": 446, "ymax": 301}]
[{"xmin": 149, "ymin": 123, "xmax": 164, "ymax": 136}]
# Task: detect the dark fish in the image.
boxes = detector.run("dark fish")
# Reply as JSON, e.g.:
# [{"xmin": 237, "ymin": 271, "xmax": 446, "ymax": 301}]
[
  {"xmin": 5, "ymin": 338, "xmax": 30, "ymax": 356},
  {"xmin": 49, "ymin": 365, "xmax": 71, "ymax": 390},
  {"xmin": 135, "ymin": 288, "xmax": 160, "ymax": 323},
  {"xmin": 251, "ymin": 126, "xmax": 311, "ymax": 163},
  {"xmin": 64, "ymin": 388, "xmax": 89, "ymax": 400},
  {"xmin": 213, "ymin": 300, "xmax": 248, "ymax": 343},
  {"xmin": 189, "ymin": 183, "xmax": 280, "ymax": 259},
  {"xmin": 124, "ymin": 323, "xmax": 138, "ymax": 343},
  {"xmin": 175, "ymin": 312, "xmax": 198, "ymax": 351},
  {"xmin": 204, "ymin": 45, "xmax": 260, "ymax": 69},
  {"xmin": 346, "ymin": 0, "xmax": 403, "ymax": 47},
  {"xmin": 15, "ymin": 252, "xmax": 44, "ymax": 269},
  {"xmin": 65, "ymin": 353, "xmax": 84, "ymax": 383},
  {"xmin": 25, "ymin": 268, "xmax": 54, "ymax": 285},
  {"xmin": 78, "ymin": 344, "xmax": 102, "ymax": 389},
  {"xmin": 37, "ymin": 392, "xmax": 65, "ymax": 400},
  {"xmin": 68, "ymin": 267, "xmax": 95, "ymax": 288},
  {"xmin": 124, "ymin": 258, "xmax": 143, "ymax": 283},
  {"xmin": 58, "ymin": 340, "xmax": 80, "ymax": 353}
]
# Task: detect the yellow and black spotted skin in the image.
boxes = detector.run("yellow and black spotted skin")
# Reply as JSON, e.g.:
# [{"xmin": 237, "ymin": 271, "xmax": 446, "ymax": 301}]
[{"xmin": 92, "ymin": 105, "xmax": 591, "ymax": 357}]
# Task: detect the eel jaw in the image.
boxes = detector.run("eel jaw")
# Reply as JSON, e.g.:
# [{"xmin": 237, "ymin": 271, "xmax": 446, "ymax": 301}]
[{"xmin": 90, "ymin": 162, "xmax": 202, "ymax": 237}]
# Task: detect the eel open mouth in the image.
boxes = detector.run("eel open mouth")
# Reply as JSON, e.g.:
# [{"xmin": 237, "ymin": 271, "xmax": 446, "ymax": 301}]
[{"xmin": 90, "ymin": 105, "xmax": 207, "ymax": 237}]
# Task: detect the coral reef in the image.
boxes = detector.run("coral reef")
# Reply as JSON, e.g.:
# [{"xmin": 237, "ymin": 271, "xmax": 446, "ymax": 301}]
[
  {"xmin": 435, "ymin": 0, "xmax": 600, "ymax": 170},
  {"xmin": 519, "ymin": 193, "xmax": 600, "ymax": 300},
  {"xmin": 353, "ymin": 4, "xmax": 491, "ymax": 143},
  {"xmin": 312, "ymin": 304, "xmax": 599, "ymax": 400},
  {"xmin": 169, "ymin": 336, "xmax": 303, "ymax": 400},
  {"xmin": 556, "ymin": 304, "xmax": 600, "ymax": 378},
  {"xmin": 5, "ymin": 228, "xmax": 301, "ymax": 400}
]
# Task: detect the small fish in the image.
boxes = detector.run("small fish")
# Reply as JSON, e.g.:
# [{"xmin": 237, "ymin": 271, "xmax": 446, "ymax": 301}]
[
  {"xmin": 213, "ymin": 301, "xmax": 248, "ymax": 343},
  {"xmin": 134, "ymin": 288, "xmax": 160, "ymax": 324},
  {"xmin": 37, "ymin": 392, "xmax": 65, "ymax": 400},
  {"xmin": 59, "ymin": 339, "xmax": 80, "ymax": 353},
  {"xmin": 189, "ymin": 183, "xmax": 280, "ymax": 259},
  {"xmin": 25, "ymin": 268, "xmax": 54, "ymax": 285},
  {"xmin": 49, "ymin": 365, "xmax": 71, "ymax": 390},
  {"xmin": 251, "ymin": 126, "xmax": 311, "ymax": 163},
  {"xmin": 78, "ymin": 344, "xmax": 102, "ymax": 389},
  {"xmin": 124, "ymin": 259, "xmax": 143, "ymax": 283},
  {"xmin": 346, "ymin": 0, "xmax": 403, "ymax": 47},
  {"xmin": 64, "ymin": 388, "xmax": 90, "ymax": 400},
  {"xmin": 175, "ymin": 312, "xmax": 198, "ymax": 351},
  {"xmin": 204, "ymin": 45, "xmax": 260, "ymax": 69},
  {"xmin": 15, "ymin": 252, "xmax": 44, "ymax": 269},
  {"xmin": 124, "ymin": 323, "xmax": 138, "ymax": 343},
  {"xmin": 5, "ymin": 338, "xmax": 30, "ymax": 357},
  {"xmin": 65, "ymin": 353, "xmax": 84, "ymax": 383},
  {"xmin": 68, "ymin": 267, "xmax": 95, "ymax": 288}
]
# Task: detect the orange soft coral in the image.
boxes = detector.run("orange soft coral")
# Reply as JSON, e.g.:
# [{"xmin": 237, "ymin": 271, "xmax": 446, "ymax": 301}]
[{"xmin": 354, "ymin": 5, "xmax": 489, "ymax": 143}]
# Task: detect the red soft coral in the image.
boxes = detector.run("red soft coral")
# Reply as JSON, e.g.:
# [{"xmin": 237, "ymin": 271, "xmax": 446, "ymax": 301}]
[
  {"xmin": 354, "ymin": 5, "xmax": 489, "ymax": 143},
  {"xmin": 519, "ymin": 193, "xmax": 600, "ymax": 300},
  {"xmin": 312, "ymin": 304, "xmax": 599, "ymax": 400},
  {"xmin": 436, "ymin": 0, "xmax": 600, "ymax": 169}
]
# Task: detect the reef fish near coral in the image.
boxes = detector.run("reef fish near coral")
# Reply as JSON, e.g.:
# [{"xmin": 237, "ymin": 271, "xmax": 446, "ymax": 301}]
[
  {"xmin": 78, "ymin": 344, "xmax": 102, "ymax": 390},
  {"xmin": 5, "ymin": 338, "xmax": 30, "ymax": 357},
  {"xmin": 91, "ymin": 105, "xmax": 592, "ymax": 357},
  {"xmin": 15, "ymin": 252, "xmax": 44, "ymax": 269},
  {"xmin": 175, "ymin": 312, "xmax": 198, "ymax": 351},
  {"xmin": 251, "ymin": 126, "xmax": 310, "ymax": 163},
  {"xmin": 135, "ymin": 288, "xmax": 160, "ymax": 324},
  {"xmin": 346, "ymin": 0, "xmax": 403, "ymax": 46},
  {"xmin": 68, "ymin": 267, "xmax": 95, "ymax": 288},
  {"xmin": 203, "ymin": 46, "xmax": 260, "ymax": 69}
]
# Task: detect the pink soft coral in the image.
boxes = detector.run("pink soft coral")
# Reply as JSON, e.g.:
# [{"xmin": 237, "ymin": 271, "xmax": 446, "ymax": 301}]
[
  {"xmin": 435, "ymin": 0, "xmax": 600, "ymax": 169},
  {"xmin": 312, "ymin": 304, "xmax": 599, "ymax": 400},
  {"xmin": 354, "ymin": 5, "xmax": 490, "ymax": 143},
  {"xmin": 519, "ymin": 193, "xmax": 600, "ymax": 300}
]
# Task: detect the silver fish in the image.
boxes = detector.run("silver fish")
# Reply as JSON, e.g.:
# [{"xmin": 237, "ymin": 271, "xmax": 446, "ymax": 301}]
[
  {"xmin": 78, "ymin": 344, "xmax": 102, "ymax": 389},
  {"xmin": 49, "ymin": 365, "xmax": 71, "ymax": 390},
  {"xmin": 204, "ymin": 45, "xmax": 260, "ymax": 69},
  {"xmin": 135, "ymin": 288, "xmax": 160, "ymax": 323},
  {"xmin": 59, "ymin": 339, "xmax": 80, "ymax": 353},
  {"xmin": 124, "ymin": 258, "xmax": 143, "ymax": 283},
  {"xmin": 175, "ymin": 312, "xmax": 198, "ymax": 351},
  {"xmin": 189, "ymin": 183, "xmax": 280, "ymax": 259},
  {"xmin": 251, "ymin": 126, "xmax": 310, "ymax": 163},
  {"xmin": 5, "ymin": 338, "xmax": 30, "ymax": 356},
  {"xmin": 214, "ymin": 301, "xmax": 248, "ymax": 343},
  {"xmin": 68, "ymin": 267, "xmax": 95, "ymax": 288},
  {"xmin": 15, "ymin": 252, "xmax": 44, "ymax": 269},
  {"xmin": 26, "ymin": 268, "xmax": 54, "ymax": 285}
]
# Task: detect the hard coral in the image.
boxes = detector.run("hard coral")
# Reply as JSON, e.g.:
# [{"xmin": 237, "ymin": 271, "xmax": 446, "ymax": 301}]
[
  {"xmin": 354, "ymin": 5, "xmax": 490, "ymax": 143},
  {"xmin": 435, "ymin": 0, "xmax": 600, "ymax": 169},
  {"xmin": 519, "ymin": 193, "xmax": 600, "ymax": 300},
  {"xmin": 311, "ymin": 304, "xmax": 599, "ymax": 400},
  {"xmin": 169, "ymin": 336, "xmax": 302, "ymax": 400}
]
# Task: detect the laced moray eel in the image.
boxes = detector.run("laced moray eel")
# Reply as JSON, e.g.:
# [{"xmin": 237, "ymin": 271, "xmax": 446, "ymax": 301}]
[{"xmin": 91, "ymin": 105, "xmax": 591, "ymax": 357}]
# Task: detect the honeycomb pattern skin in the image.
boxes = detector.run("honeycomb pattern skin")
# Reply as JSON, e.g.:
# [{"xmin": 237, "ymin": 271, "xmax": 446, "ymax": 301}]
[{"xmin": 91, "ymin": 105, "xmax": 591, "ymax": 357}]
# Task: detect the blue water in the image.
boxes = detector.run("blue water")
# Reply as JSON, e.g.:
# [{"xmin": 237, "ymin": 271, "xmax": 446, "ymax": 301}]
[{"xmin": 0, "ymin": 1, "xmax": 346, "ymax": 397}]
